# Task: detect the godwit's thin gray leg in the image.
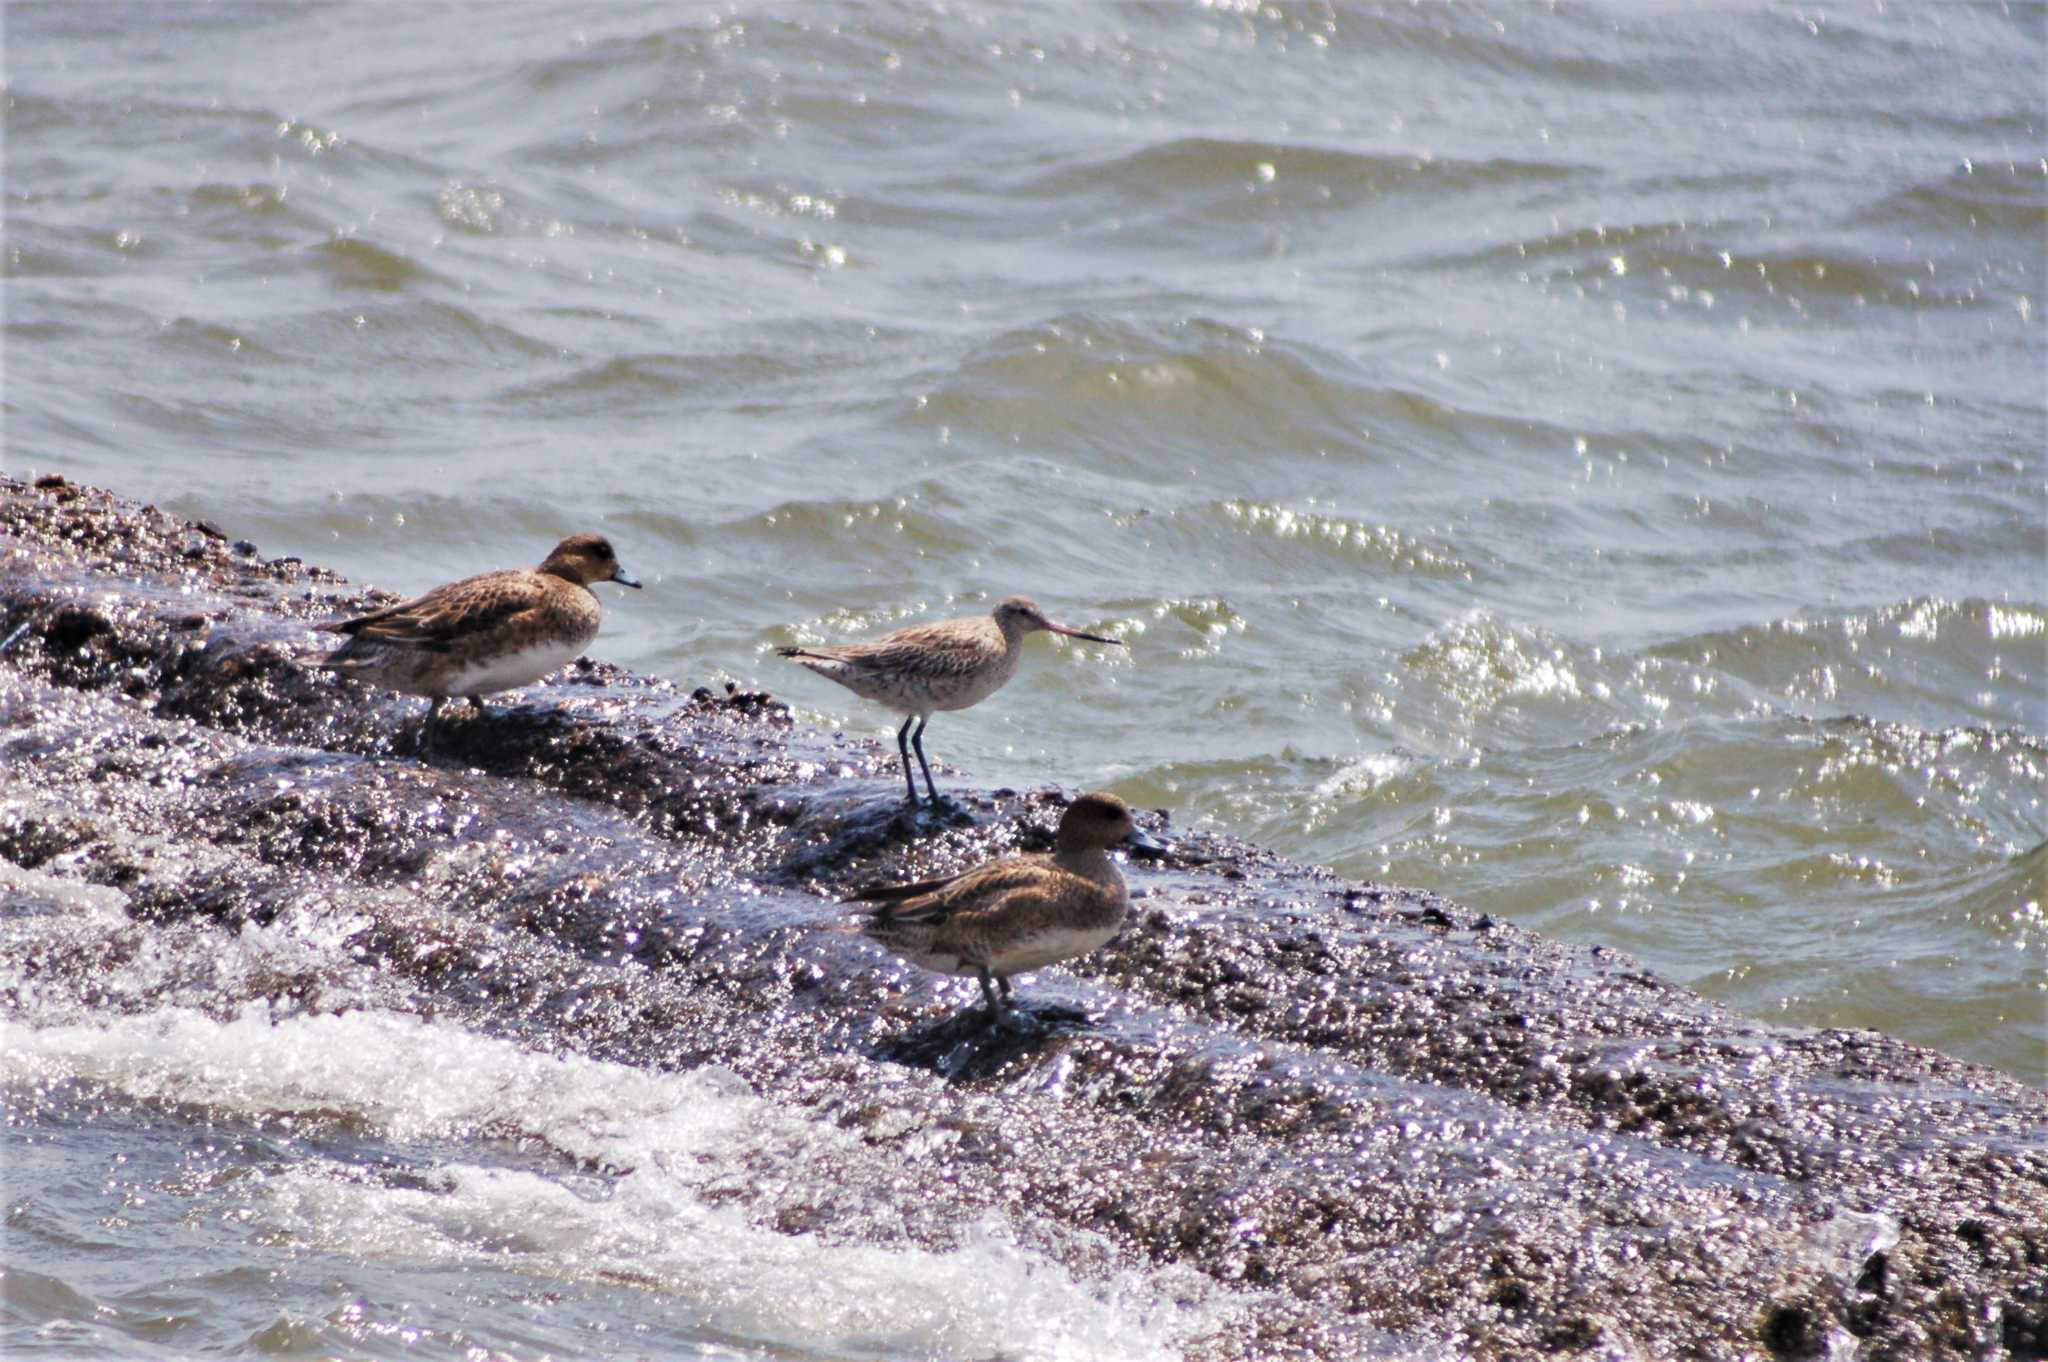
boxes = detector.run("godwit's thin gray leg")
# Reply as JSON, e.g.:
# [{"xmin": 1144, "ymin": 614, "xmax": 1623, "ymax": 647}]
[
  {"xmin": 894, "ymin": 717, "xmax": 920, "ymax": 803},
  {"xmin": 996, "ymin": 975, "xmax": 1013, "ymax": 999},
  {"xmin": 910, "ymin": 716, "xmax": 941, "ymax": 805},
  {"xmin": 469, "ymin": 694, "xmax": 493, "ymax": 720}
]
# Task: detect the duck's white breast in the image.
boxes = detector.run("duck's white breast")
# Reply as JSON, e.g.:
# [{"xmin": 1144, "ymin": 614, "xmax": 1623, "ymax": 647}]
[
  {"xmin": 983, "ymin": 921, "xmax": 1124, "ymax": 977},
  {"xmin": 444, "ymin": 638, "xmax": 584, "ymax": 698}
]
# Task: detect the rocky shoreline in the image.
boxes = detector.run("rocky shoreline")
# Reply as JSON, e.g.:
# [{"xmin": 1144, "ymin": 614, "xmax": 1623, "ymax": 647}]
[{"xmin": 3, "ymin": 474, "xmax": 2043, "ymax": 1360}]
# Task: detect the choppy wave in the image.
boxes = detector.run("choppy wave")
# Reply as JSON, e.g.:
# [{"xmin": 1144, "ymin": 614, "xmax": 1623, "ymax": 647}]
[
  {"xmin": 1, "ymin": 864, "xmax": 1237, "ymax": 1361},
  {"xmin": 1142, "ymin": 596, "xmax": 2047, "ymax": 1077},
  {"xmin": 1020, "ymin": 136, "xmax": 1575, "ymax": 204},
  {"xmin": 1859, "ymin": 161, "xmax": 2048, "ymax": 237},
  {"xmin": 8, "ymin": 1010, "xmax": 1214, "ymax": 1359}
]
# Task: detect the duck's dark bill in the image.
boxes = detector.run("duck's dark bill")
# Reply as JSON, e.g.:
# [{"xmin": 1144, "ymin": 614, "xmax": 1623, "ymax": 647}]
[{"xmin": 1125, "ymin": 826, "xmax": 1170, "ymax": 858}]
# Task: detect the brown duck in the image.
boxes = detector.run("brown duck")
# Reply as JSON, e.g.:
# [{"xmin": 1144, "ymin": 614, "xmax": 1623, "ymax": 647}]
[
  {"xmin": 315, "ymin": 533, "xmax": 640, "ymax": 738},
  {"xmin": 847, "ymin": 792, "xmax": 1165, "ymax": 1026}
]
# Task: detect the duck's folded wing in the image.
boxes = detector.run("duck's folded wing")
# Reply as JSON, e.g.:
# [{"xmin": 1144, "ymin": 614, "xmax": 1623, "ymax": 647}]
[
  {"xmin": 844, "ymin": 851, "xmax": 1058, "ymax": 910},
  {"xmin": 843, "ymin": 870, "xmax": 972, "ymax": 904},
  {"xmin": 321, "ymin": 572, "xmax": 546, "ymax": 649},
  {"xmin": 859, "ymin": 861, "xmax": 1066, "ymax": 928}
]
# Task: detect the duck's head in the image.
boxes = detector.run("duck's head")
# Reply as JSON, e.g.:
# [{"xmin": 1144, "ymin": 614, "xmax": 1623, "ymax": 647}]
[
  {"xmin": 1056, "ymin": 791, "xmax": 1168, "ymax": 856},
  {"xmin": 542, "ymin": 534, "xmax": 642, "ymax": 589}
]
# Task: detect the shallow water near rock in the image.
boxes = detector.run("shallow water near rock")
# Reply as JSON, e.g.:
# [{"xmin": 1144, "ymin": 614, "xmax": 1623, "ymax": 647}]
[{"xmin": 3, "ymin": 1, "xmax": 2045, "ymax": 1357}]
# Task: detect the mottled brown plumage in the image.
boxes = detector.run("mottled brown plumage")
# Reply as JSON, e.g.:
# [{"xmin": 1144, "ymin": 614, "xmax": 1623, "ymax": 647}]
[
  {"xmin": 315, "ymin": 533, "xmax": 640, "ymax": 737},
  {"xmin": 779, "ymin": 596, "xmax": 1123, "ymax": 804},
  {"xmin": 848, "ymin": 792, "xmax": 1164, "ymax": 1025}
]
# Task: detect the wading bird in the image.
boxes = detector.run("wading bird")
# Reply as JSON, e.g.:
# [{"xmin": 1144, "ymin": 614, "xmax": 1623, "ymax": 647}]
[{"xmin": 779, "ymin": 596, "xmax": 1121, "ymax": 805}]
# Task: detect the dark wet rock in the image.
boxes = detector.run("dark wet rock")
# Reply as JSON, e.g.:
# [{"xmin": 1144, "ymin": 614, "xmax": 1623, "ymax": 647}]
[{"xmin": 3, "ymin": 475, "xmax": 2045, "ymax": 1360}]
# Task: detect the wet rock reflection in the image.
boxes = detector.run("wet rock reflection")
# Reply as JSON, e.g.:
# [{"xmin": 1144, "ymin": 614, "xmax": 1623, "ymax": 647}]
[{"xmin": 3, "ymin": 476, "xmax": 2043, "ymax": 1360}]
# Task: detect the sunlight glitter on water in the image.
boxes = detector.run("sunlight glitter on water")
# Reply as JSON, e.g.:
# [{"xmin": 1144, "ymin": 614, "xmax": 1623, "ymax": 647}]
[{"xmin": 4, "ymin": 0, "xmax": 2041, "ymax": 1265}]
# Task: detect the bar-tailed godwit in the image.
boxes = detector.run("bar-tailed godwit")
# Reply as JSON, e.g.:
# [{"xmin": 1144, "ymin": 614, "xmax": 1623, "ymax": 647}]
[
  {"xmin": 847, "ymin": 791, "xmax": 1164, "ymax": 1025},
  {"xmin": 315, "ymin": 533, "xmax": 641, "ymax": 738},
  {"xmin": 778, "ymin": 596, "xmax": 1121, "ymax": 804}
]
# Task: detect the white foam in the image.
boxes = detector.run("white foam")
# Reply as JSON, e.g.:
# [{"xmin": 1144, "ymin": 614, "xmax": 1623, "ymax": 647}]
[
  {"xmin": 1408, "ymin": 610, "xmax": 1588, "ymax": 714},
  {"xmin": 0, "ymin": 858, "xmax": 388, "ymax": 1022},
  {"xmin": 3, "ymin": 1007, "xmax": 1238, "ymax": 1361},
  {"xmin": 1315, "ymin": 751, "xmax": 1413, "ymax": 799},
  {"xmin": 1988, "ymin": 604, "xmax": 2046, "ymax": 640},
  {"xmin": 0, "ymin": 856, "xmax": 132, "ymax": 918}
]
